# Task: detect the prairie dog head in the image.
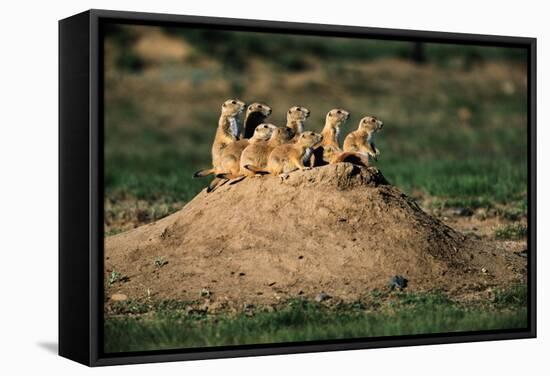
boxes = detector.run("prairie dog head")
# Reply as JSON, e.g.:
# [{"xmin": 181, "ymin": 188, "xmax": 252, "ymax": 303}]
[
  {"xmin": 246, "ymin": 102, "xmax": 272, "ymax": 118},
  {"xmin": 325, "ymin": 108, "xmax": 350, "ymax": 137},
  {"xmin": 287, "ymin": 105, "xmax": 311, "ymax": 123},
  {"xmin": 358, "ymin": 115, "xmax": 384, "ymax": 134},
  {"xmin": 221, "ymin": 99, "xmax": 246, "ymax": 117},
  {"xmin": 251, "ymin": 123, "xmax": 277, "ymax": 141},
  {"xmin": 270, "ymin": 126, "xmax": 294, "ymax": 145},
  {"xmin": 297, "ymin": 131, "xmax": 323, "ymax": 148},
  {"xmin": 326, "ymin": 108, "xmax": 350, "ymax": 126}
]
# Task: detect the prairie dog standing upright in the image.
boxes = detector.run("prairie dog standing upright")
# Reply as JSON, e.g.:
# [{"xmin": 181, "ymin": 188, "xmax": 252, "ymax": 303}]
[
  {"xmin": 217, "ymin": 123, "xmax": 277, "ymax": 181},
  {"xmin": 335, "ymin": 115, "xmax": 384, "ymax": 166},
  {"xmin": 245, "ymin": 131, "xmax": 323, "ymax": 178},
  {"xmin": 312, "ymin": 108, "xmax": 350, "ymax": 166},
  {"xmin": 240, "ymin": 126, "xmax": 294, "ymax": 177},
  {"xmin": 193, "ymin": 99, "xmax": 246, "ymax": 178},
  {"xmin": 242, "ymin": 102, "xmax": 272, "ymax": 139},
  {"xmin": 285, "ymin": 105, "xmax": 310, "ymax": 140}
]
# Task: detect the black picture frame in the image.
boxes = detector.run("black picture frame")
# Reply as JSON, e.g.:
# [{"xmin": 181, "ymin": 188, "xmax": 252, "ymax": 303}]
[{"xmin": 59, "ymin": 9, "xmax": 537, "ymax": 367}]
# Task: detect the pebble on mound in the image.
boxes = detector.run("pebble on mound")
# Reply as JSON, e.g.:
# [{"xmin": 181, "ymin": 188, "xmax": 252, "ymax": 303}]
[{"xmin": 105, "ymin": 163, "xmax": 524, "ymax": 308}]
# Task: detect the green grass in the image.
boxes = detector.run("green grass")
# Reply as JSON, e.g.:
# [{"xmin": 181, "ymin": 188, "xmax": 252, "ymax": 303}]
[
  {"xmin": 103, "ymin": 26, "xmax": 528, "ymax": 232},
  {"xmin": 107, "ymin": 270, "xmax": 123, "ymax": 286},
  {"xmin": 493, "ymin": 284, "xmax": 528, "ymax": 307},
  {"xmin": 379, "ymin": 157, "xmax": 526, "ymax": 203},
  {"xmin": 105, "ymin": 228, "xmax": 124, "ymax": 237},
  {"xmin": 104, "ymin": 288, "xmax": 528, "ymax": 353},
  {"xmin": 104, "ymin": 79, "xmax": 527, "ymax": 214},
  {"xmin": 101, "ymin": 29, "xmax": 529, "ymax": 354},
  {"xmin": 104, "ymin": 102, "xmax": 214, "ymax": 205},
  {"xmin": 498, "ymin": 199, "xmax": 528, "ymax": 221},
  {"xmin": 154, "ymin": 256, "xmax": 168, "ymax": 268},
  {"xmin": 105, "ymin": 34, "xmax": 527, "ymax": 233},
  {"xmin": 495, "ymin": 223, "xmax": 528, "ymax": 240},
  {"xmin": 104, "ymin": 109, "xmax": 528, "ymax": 230}
]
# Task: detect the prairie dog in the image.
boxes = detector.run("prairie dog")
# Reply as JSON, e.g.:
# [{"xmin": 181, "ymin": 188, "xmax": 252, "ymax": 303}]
[
  {"xmin": 240, "ymin": 126, "xmax": 294, "ymax": 177},
  {"xmin": 246, "ymin": 131, "xmax": 323, "ymax": 177},
  {"xmin": 286, "ymin": 105, "xmax": 310, "ymax": 140},
  {"xmin": 336, "ymin": 115, "xmax": 384, "ymax": 166},
  {"xmin": 242, "ymin": 102, "xmax": 272, "ymax": 139},
  {"xmin": 312, "ymin": 108, "xmax": 350, "ymax": 166},
  {"xmin": 218, "ymin": 123, "xmax": 277, "ymax": 179},
  {"xmin": 193, "ymin": 99, "xmax": 246, "ymax": 179},
  {"xmin": 212, "ymin": 99, "xmax": 246, "ymax": 167}
]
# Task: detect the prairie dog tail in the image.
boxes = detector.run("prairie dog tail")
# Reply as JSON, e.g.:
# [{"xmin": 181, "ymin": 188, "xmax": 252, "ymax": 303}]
[
  {"xmin": 244, "ymin": 164, "xmax": 269, "ymax": 175},
  {"xmin": 207, "ymin": 177, "xmax": 226, "ymax": 193},
  {"xmin": 193, "ymin": 168, "xmax": 215, "ymax": 178},
  {"xmin": 333, "ymin": 152, "xmax": 371, "ymax": 167},
  {"xmin": 216, "ymin": 172, "xmax": 240, "ymax": 180}
]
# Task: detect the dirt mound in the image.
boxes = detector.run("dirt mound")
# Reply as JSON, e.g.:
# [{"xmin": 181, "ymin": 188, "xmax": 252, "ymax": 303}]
[{"xmin": 105, "ymin": 163, "xmax": 524, "ymax": 309}]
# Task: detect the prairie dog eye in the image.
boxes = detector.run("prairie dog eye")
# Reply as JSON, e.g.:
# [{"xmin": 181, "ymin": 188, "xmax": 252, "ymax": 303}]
[
  {"xmin": 258, "ymin": 104, "xmax": 263, "ymax": 108},
  {"xmin": 337, "ymin": 110, "xmax": 341, "ymax": 114},
  {"xmin": 231, "ymin": 100, "xmax": 236, "ymax": 104},
  {"xmin": 296, "ymin": 107, "xmax": 301, "ymax": 112}
]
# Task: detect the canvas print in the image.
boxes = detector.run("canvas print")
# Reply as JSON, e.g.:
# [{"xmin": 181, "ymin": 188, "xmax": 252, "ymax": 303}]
[{"xmin": 102, "ymin": 23, "xmax": 529, "ymax": 353}]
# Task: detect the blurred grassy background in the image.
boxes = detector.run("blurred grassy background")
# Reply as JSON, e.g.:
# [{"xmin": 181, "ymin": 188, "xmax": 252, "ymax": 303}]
[{"xmin": 103, "ymin": 24, "xmax": 528, "ymax": 234}]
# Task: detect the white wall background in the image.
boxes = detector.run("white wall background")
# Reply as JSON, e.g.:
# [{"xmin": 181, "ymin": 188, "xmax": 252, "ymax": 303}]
[{"xmin": 0, "ymin": 0, "xmax": 546, "ymax": 374}]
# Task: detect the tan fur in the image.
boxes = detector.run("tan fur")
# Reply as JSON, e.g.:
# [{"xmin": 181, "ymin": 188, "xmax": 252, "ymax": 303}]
[
  {"xmin": 338, "ymin": 115, "xmax": 384, "ymax": 166},
  {"xmin": 217, "ymin": 124, "xmax": 276, "ymax": 179},
  {"xmin": 242, "ymin": 102, "xmax": 272, "ymax": 139},
  {"xmin": 193, "ymin": 99, "xmax": 245, "ymax": 180},
  {"xmin": 285, "ymin": 105, "xmax": 310, "ymax": 141},
  {"xmin": 193, "ymin": 99, "xmax": 245, "ymax": 185},
  {"xmin": 240, "ymin": 126, "xmax": 293, "ymax": 177},
  {"xmin": 312, "ymin": 108, "xmax": 350, "ymax": 166},
  {"xmin": 246, "ymin": 131, "xmax": 323, "ymax": 177},
  {"xmin": 212, "ymin": 99, "xmax": 247, "ymax": 168},
  {"xmin": 332, "ymin": 151, "xmax": 372, "ymax": 167}
]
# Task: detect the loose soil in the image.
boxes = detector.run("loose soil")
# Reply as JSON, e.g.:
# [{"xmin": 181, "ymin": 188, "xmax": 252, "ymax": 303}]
[{"xmin": 105, "ymin": 163, "xmax": 526, "ymax": 310}]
